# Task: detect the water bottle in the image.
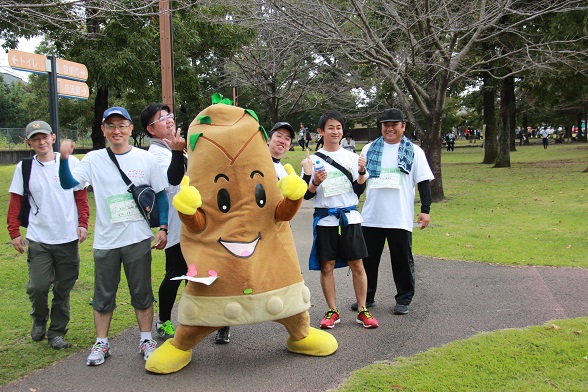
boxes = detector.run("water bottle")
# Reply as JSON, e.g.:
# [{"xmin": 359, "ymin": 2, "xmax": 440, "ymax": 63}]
[{"xmin": 314, "ymin": 160, "xmax": 324, "ymax": 172}]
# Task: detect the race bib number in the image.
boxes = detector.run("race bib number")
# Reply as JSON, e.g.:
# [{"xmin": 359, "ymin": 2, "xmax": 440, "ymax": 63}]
[
  {"xmin": 322, "ymin": 171, "xmax": 352, "ymax": 197},
  {"xmin": 370, "ymin": 168, "xmax": 401, "ymax": 189},
  {"xmin": 107, "ymin": 193, "xmax": 143, "ymax": 224}
]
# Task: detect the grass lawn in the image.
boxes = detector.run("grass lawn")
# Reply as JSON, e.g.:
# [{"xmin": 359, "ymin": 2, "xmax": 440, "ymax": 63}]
[{"xmin": 0, "ymin": 141, "xmax": 587, "ymax": 388}]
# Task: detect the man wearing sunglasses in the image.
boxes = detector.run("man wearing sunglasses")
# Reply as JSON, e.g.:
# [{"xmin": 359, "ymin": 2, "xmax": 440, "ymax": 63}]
[{"xmin": 141, "ymin": 103, "xmax": 187, "ymax": 343}]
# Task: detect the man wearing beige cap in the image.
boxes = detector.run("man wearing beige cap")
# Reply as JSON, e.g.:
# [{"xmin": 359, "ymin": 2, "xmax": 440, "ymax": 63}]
[{"xmin": 7, "ymin": 120, "xmax": 89, "ymax": 350}]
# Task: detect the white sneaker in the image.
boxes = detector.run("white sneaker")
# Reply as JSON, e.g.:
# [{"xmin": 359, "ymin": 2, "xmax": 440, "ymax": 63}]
[
  {"xmin": 139, "ymin": 339, "xmax": 157, "ymax": 360},
  {"xmin": 86, "ymin": 342, "xmax": 110, "ymax": 366}
]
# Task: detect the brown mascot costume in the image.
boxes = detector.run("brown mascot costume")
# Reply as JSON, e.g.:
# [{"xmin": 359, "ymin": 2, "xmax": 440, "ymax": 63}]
[{"xmin": 146, "ymin": 94, "xmax": 338, "ymax": 374}]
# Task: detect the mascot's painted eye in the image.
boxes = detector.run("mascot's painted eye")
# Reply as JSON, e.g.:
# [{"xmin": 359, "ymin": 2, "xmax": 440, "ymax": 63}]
[
  {"xmin": 255, "ymin": 183, "xmax": 266, "ymax": 208},
  {"xmin": 217, "ymin": 188, "xmax": 231, "ymax": 213}
]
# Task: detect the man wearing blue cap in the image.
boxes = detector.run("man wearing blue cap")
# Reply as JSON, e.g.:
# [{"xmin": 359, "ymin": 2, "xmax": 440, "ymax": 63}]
[{"xmin": 59, "ymin": 107, "xmax": 170, "ymax": 366}]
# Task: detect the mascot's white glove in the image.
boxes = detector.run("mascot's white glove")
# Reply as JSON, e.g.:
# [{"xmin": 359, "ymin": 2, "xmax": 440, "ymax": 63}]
[
  {"xmin": 277, "ymin": 164, "xmax": 307, "ymax": 201},
  {"xmin": 172, "ymin": 176, "xmax": 202, "ymax": 215}
]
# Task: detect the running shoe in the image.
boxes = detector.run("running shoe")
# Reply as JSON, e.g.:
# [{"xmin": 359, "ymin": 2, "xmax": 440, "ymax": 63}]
[
  {"xmin": 356, "ymin": 307, "xmax": 379, "ymax": 328},
  {"xmin": 319, "ymin": 309, "xmax": 340, "ymax": 329},
  {"xmin": 156, "ymin": 320, "xmax": 175, "ymax": 340},
  {"xmin": 86, "ymin": 342, "xmax": 110, "ymax": 366}
]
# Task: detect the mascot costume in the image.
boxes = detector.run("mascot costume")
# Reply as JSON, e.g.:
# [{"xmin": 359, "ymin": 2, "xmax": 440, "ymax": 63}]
[{"xmin": 146, "ymin": 94, "xmax": 338, "ymax": 374}]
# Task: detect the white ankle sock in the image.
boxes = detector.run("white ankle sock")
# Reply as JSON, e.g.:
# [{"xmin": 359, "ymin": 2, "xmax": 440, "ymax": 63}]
[{"xmin": 140, "ymin": 332, "xmax": 153, "ymax": 342}]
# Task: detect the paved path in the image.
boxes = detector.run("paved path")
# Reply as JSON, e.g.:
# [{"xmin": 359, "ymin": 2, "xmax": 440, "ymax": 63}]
[{"xmin": 3, "ymin": 200, "xmax": 587, "ymax": 392}]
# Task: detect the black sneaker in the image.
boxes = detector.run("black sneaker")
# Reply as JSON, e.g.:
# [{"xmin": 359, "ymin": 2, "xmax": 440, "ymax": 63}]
[
  {"xmin": 215, "ymin": 327, "xmax": 230, "ymax": 344},
  {"xmin": 48, "ymin": 336, "xmax": 69, "ymax": 350},
  {"xmin": 393, "ymin": 304, "xmax": 409, "ymax": 315},
  {"xmin": 350, "ymin": 300, "xmax": 375, "ymax": 311},
  {"xmin": 31, "ymin": 321, "xmax": 46, "ymax": 341}
]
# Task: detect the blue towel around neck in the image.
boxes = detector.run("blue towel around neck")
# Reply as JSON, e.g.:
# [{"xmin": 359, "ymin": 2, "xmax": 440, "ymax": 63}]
[{"xmin": 365, "ymin": 135, "xmax": 414, "ymax": 177}]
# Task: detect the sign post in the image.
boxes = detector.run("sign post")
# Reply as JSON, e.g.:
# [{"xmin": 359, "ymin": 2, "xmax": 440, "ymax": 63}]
[{"xmin": 7, "ymin": 50, "xmax": 89, "ymax": 150}]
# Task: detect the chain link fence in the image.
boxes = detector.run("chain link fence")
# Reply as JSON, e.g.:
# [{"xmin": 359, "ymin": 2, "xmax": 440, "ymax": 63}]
[{"xmin": 0, "ymin": 128, "xmax": 92, "ymax": 150}]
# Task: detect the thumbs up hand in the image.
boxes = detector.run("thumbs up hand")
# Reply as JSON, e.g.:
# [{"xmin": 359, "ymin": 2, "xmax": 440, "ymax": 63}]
[
  {"xmin": 172, "ymin": 176, "xmax": 202, "ymax": 215},
  {"xmin": 277, "ymin": 164, "xmax": 307, "ymax": 201}
]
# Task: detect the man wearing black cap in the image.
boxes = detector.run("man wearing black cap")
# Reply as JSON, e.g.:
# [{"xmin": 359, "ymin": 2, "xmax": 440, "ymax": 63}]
[
  {"xmin": 355, "ymin": 108, "xmax": 434, "ymax": 315},
  {"xmin": 7, "ymin": 121, "xmax": 89, "ymax": 350},
  {"xmin": 268, "ymin": 122, "xmax": 295, "ymax": 180},
  {"xmin": 59, "ymin": 107, "xmax": 169, "ymax": 366}
]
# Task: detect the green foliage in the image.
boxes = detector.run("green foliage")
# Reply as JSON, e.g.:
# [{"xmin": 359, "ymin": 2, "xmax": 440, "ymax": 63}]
[{"xmin": 0, "ymin": 81, "xmax": 28, "ymax": 128}]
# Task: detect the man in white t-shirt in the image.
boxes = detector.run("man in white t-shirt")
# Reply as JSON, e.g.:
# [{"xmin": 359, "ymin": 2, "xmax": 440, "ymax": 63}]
[
  {"xmin": 356, "ymin": 108, "xmax": 434, "ymax": 315},
  {"xmin": 141, "ymin": 103, "xmax": 187, "ymax": 342},
  {"xmin": 7, "ymin": 120, "xmax": 89, "ymax": 350},
  {"xmin": 302, "ymin": 110, "xmax": 379, "ymax": 330},
  {"xmin": 59, "ymin": 107, "xmax": 169, "ymax": 366}
]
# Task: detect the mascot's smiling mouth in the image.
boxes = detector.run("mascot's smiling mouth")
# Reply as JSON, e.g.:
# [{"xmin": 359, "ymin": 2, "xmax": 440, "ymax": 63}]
[{"xmin": 218, "ymin": 232, "xmax": 262, "ymax": 258}]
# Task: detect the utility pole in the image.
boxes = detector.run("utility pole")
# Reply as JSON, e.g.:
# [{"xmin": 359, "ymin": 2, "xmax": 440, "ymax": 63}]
[{"xmin": 159, "ymin": 0, "xmax": 175, "ymax": 112}]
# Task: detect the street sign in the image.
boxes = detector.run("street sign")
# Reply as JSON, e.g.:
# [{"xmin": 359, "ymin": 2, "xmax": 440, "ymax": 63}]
[
  {"xmin": 57, "ymin": 78, "xmax": 89, "ymax": 100},
  {"xmin": 55, "ymin": 58, "xmax": 88, "ymax": 81},
  {"xmin": 7, "ymin": 50, "xmax": 47, "ymax": 74}
]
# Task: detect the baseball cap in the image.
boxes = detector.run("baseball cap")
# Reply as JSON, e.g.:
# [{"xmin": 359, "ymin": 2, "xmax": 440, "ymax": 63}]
[
  {"xmin": 102, "ymin": 106, "xmax": 132, "ymax": 123},
  {"xmin": 25, "ymin": 120, "xmax": 53, "ymax": 139},
  {"xmin": 269, "ymin": 122, "xmax": 295, "ymax": 139},
  {"xmin": 379, "ymin": 108, "xmax": 405, "ymax": 123}
]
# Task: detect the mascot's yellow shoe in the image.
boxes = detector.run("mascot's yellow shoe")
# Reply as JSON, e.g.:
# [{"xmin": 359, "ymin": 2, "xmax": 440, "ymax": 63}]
[
  {"xmin": 287, "ymin": 327, "xmax": 338, "ymax": 356},
  {"xmin": 145, "ymin": 339, "xmax": 192, "ymax": 374}
]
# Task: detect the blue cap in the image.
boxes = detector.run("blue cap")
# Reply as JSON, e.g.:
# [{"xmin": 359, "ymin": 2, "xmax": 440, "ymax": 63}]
[{"xmin": 102, "ymin": 106, "xmax": 132, "ymax": 123}]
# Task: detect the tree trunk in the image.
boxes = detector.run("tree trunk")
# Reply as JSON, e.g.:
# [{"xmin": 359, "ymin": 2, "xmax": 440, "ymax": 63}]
[
  {"xmin": 482, "ymin": 72, "xmax": 498, "ymax": 163},
  {"xmin": 420, "ymin": 93, "xmax": 445, "ymax": 202},
  {"xmin": 506, "ymin": 75, "xmax": 517, "ymax": 152},
  {"xmin": 495, "ymin": 75, "xmax": 513, "ymax": 168},
  {"xmin": 92, "ymin": 87, "xmax": 108, "ymax": 150}
]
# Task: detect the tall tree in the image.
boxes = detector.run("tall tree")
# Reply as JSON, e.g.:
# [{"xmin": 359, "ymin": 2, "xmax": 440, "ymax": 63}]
[{"xmin": 208, "ymin": 0, "xmax": 588, "ymax": 201}]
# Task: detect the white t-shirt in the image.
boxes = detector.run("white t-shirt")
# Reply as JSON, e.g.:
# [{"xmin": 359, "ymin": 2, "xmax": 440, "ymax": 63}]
[
  {"xmin": 273, "ymin": 161, "xmax": 288, "ymax": 180},
  {"xmin": 148, "ymin": 141, "xmax": 181, "ymax": 248},
  {"xmin": 341, "ymin": 138, "xmax": 355, "ymax": 151},
  {"xmin": 70, "ymin": 147, "xmax": 166, "ymax": 250},
  {"xmin": 360, "ymin": 141, "xmax": 434, "ymax": 232},
  {"xmin": 308, "ymin": 148, "xmax": 363, "ymax": 226},
  {"xmin": 9, "ymin": 153, "xmax": 82, "ymax": 244}
]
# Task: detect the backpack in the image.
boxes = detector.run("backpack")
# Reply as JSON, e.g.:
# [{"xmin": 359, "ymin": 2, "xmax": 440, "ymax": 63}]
[{"xmin": 18, "ymin": 158, "xmax": 33, "ymax": 228}]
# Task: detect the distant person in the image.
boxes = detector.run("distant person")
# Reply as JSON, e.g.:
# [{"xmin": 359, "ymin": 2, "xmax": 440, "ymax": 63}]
[
  {"xmin": 445, "ymin": 131, "xmax": 455, "ymax": 152},
  {"xmin": 356, "ymin": 108, "xmax": 434, "ymax": 316},
  {"xmin": 7, "ymin": 120, "xmax": 89, "ymax": 350},
  {"xmin": 540, "ymin": 127, "xmax": 550, "ymax": 149},
  {"xmin": 340, "ymin": 133, "xmax": 356, "ymax": 153},
  {"xmin": 59, "ymin": 107, "xmax": 169, "ymax": 366},
  {"xmin": 298, "ymin": 123, "xmax": 307, "ymax": 150},
  {"xmin": 302, "ymin": 109, "xmax": 378, "ymax": 329},
  {"xmin": 141, "ymin": 103, "xmax": 188, "ymax": 342}
]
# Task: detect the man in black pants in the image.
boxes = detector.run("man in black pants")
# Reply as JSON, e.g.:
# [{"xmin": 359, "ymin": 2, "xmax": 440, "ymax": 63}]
[
  {"xmin": 142, "ymin": 103, "xmax": 188, "ymax": 341},
  {"xmin": 353, "ymin": 108, "xmax": 434, "ymax": 315}
]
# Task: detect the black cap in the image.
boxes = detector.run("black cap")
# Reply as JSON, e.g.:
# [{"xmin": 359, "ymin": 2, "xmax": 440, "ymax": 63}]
[
  {"xmin": 269, "ymin": 122, "xmax": 295, "ymax": 139},
  {"xmin": 379, "ymin": 108, "xmax": 405, "ymax": 123}
]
